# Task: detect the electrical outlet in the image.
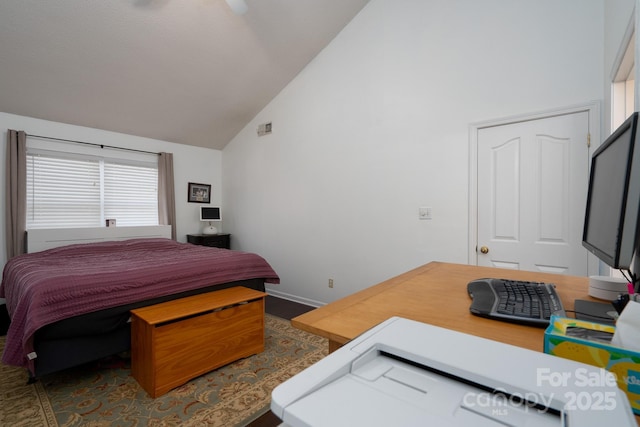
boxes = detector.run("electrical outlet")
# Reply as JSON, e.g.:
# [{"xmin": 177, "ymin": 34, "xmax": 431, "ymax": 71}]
[
  {"xmin": 257, "ymin": 122, "xmax": 272, "ymax": 136},
  {"xmin": 328, "ymin": 279, "xmax": 334, "ymax": 288}
]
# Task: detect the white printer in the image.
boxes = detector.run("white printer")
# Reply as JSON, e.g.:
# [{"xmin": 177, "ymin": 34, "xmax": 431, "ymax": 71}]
[{"xmin": 271, "ymin": 317, "xmax": 636, "ymax": 426}]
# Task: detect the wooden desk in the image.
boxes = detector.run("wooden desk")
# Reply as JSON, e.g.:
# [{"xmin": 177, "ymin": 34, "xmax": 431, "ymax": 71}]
[
  {"xmin": 293, "ymin": 262, "xmax": 640, "ymax": 423},
  {"xmin": 293, "ymin": 261, "xmax": 595, "ymax": 353}
]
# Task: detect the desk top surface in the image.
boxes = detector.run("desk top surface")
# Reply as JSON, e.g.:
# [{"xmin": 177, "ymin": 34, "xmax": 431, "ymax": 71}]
[
  {"xmin": 292, "ymin": 261, "xmax": 595, "ymax": 352},
  {"xmin": 291, "ymin": 262, "xmax": 640, "ymax": 423}
]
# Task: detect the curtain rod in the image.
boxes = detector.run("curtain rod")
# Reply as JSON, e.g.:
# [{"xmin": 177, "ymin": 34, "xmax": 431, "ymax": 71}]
[{"xmin": 27, "ymin": 133, "xmax": 160, "ymax": 156}]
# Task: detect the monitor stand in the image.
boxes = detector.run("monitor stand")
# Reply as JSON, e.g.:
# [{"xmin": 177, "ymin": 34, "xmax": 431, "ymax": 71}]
[
  {"xmin": 574, "ymin": 299, "xmax": 618, "ymax": 325},
  {"xmin": 202, "ymin": 222, "xmax": 218, "ymax": 235}
]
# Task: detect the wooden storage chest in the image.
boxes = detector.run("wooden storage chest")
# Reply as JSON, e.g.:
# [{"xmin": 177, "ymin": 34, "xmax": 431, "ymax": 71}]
[{"xmin": 130, "ymin": 286, "xmax": 267, "ymax": 397}]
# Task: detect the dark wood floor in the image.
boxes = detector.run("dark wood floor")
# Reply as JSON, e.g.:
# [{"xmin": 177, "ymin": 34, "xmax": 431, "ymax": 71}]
[
  {"xmin": 264, "ymin": 295, "xmax": 316, "ymax": 321},
  {"xmin": 246, "ymin": 296, "xmax": 316, "ymax": 427}
]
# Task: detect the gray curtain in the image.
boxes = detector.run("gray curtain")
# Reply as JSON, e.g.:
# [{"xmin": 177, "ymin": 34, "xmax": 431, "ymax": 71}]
[
  {"xmin": 5, "ymin": 129, "xmax": 27, "ymax": 258},
  {"xmin": 158, "ymin": 152, "xmax": 176, "ymax": 240}
]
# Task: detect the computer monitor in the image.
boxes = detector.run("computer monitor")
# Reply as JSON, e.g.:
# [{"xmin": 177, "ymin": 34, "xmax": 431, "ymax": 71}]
[
  {"xmin": 582, "ymin": 112, "xmax": 640, "ymax": 292},
  {"xmin": 200, "ymin": 207, "xmax": 221, "ymax": 222},
  {"xmin": 200, "ymin": 207, "xmax": 221, "ymax": 235}
]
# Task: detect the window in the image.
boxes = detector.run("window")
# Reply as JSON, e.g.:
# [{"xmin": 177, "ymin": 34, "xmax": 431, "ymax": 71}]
[
  {"xmin": 612, "ymin": 41, "xmax": 635, "ymax": 128},
  {"xmin": 26, "ymin": 150, "xmax": 158, "ymax": 229},
  {"xmin": 610, "ymin": 26, "xmax": 635, "ymax": 279}
]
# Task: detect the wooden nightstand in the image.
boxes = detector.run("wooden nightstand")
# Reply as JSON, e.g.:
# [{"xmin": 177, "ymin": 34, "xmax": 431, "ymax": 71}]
[{"xmin": 187, "ymin": 233, "xmax": 231, "ymax": 249}]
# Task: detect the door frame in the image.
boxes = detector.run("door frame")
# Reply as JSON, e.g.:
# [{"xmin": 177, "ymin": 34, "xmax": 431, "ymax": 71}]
[{"xmin": 468, "ymin": 102, "xmax": 601, "ymax": 276}]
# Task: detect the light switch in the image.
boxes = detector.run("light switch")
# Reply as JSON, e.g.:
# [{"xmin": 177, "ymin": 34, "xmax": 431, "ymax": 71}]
[{"xmin": 419, "ymin": 207, "xmax": 432, "ymax": 220}]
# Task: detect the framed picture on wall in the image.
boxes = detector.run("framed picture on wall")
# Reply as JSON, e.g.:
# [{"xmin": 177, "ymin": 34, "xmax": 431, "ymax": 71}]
[{"xmin": 187, "ymin": 182, "xmax": 211, "ymax": 203}]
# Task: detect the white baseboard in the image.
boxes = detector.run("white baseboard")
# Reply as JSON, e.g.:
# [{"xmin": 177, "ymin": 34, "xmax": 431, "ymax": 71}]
[{"xmin": 265, "ymin": 287, "xmax": 325, "ymax": 308}]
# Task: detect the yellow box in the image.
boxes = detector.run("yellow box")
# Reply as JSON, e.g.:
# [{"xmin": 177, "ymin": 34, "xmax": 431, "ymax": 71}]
[{"xmin": 544, "ymin": 315, "xmax": 640, "ymax": 414}]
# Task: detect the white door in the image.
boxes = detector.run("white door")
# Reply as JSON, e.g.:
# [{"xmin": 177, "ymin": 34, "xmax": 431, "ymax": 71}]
[{"xmin": 475, "ymin": 111, "xmax": 590, "ymax": 275}]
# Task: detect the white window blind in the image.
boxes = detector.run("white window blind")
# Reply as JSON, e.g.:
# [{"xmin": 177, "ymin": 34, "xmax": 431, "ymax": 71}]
[
  {"xmin": 26, "ymin": 150, "xmax": 158, "ymax": 229},
  {"xmin": 104, "ymin": 161, "xmax": 158, "ymax": 226}
]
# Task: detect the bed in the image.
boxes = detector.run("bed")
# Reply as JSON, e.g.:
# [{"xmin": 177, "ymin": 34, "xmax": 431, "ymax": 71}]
[{"xmin": 0, "ymin": 227, "xmax": 279, "ymax": 379}]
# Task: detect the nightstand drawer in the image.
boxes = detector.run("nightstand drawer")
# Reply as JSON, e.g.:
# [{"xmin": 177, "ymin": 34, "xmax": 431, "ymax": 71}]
[{"xmin": 187, "ymin": 233, "xmax": 230, "ymax": 249}]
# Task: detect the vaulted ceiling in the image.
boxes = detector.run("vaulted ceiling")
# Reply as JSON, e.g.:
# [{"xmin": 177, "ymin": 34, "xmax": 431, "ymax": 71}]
[{"xmin": 0, "ymin": 0, "xmax": 369, "ymax": 150}]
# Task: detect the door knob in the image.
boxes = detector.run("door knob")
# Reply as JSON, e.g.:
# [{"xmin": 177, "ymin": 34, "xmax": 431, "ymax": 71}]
[{"xmin": 480, "ymin": 246, "xmax": 489, "ymax": 254}]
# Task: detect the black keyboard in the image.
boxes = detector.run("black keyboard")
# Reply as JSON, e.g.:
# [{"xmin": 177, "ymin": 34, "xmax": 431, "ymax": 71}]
[{"xmin": 467, "ymin": 278, "xmax": 566, "ymax": 327}]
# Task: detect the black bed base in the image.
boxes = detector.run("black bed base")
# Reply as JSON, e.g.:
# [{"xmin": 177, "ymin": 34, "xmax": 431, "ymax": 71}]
[
  {"xmin": 0, "ymin": 303, "xmax": 9, "ymax": 336},
  {"xmin": 28, "ymin": 279, "xmax": 266, "ymax": 380},
  {"xmin": 30, "ymin": 326, "xmax": 131, "ymax": 383}
]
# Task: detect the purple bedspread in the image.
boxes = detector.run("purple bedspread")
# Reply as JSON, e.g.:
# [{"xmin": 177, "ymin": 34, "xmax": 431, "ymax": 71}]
[{"xmin": 0, "ymin": 238, "xmax": 279, "ymax": 369}]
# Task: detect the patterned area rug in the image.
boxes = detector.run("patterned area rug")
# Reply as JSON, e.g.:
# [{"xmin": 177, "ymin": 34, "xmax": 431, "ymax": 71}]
[{"xmin": 0, "ymin": 314, "xmax": 327, "ymax": 426}]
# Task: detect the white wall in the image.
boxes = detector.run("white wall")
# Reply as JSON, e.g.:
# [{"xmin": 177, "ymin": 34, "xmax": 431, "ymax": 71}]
[
  {"xmin": 0, "ymin": 112, "xmax": 223, "ymax": 267},
  {"xmin": 223, "ymin": 0, "xmax": 606, "ymax": 306}
]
